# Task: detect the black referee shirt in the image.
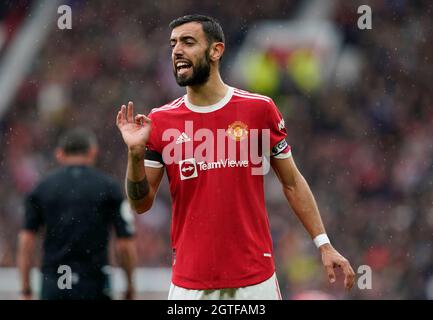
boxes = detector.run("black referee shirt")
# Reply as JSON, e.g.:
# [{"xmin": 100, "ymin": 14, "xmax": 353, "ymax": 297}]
[{"xmin": 23, "ymin": 165, "xmax": 134, "ymax": 275}]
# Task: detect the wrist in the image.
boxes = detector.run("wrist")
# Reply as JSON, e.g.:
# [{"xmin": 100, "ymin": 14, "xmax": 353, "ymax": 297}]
[
  {"xmin": 319, "ymin": 243, "xmax": 333, "ymax": 253},
  {"xmin": 128, "ymin": 146, "xmax": 146, "ymax": 161},
  {"xmin": 313, "ymin": 233, "xmax": 331, "ymax": 249}
]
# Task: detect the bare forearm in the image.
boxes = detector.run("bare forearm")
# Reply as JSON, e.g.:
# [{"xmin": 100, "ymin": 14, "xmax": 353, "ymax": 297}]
[
  {"xmin": 17, "ymin": 232, "xmax": 35, "ymax": 291},
  {"xmin": 125, "ymin": 150, "xmax": 152, "ymax": 212},
  {"xmin": 117, "ymin": 241, "xmax": 136, "ymax": 287},
  {"xmin": 283, "ymin": 175, "xmax": 356, "ymax": 288},
  {"xmin": 18, "ymin": 258, "xmax": 32, "ymax": 292},
  {"xmin": 283, "ymin": 174, "xmax": 326, "ymax": 238}
]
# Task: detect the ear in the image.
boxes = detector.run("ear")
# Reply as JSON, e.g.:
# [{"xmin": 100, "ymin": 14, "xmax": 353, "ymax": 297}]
[
  {"xmin": 209, "ymin": 42, "xmax": 225, "ymax": 62},
  {"xmin": 88, "ymin": 146, "xmax": 98, "ymax": 163},
  {"xmin": 55, "ymin": 148, "xmax": 64, "ymax": 164}
]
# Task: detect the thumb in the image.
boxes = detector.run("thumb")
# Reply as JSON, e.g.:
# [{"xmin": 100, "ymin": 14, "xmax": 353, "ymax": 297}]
[
  {"xmin": 325, "ymin": 265, "xmax": 336, "ymax": 283},
  {"xmin": 135, "ymin": 114, "xmax": 151, "ymax": 125}
]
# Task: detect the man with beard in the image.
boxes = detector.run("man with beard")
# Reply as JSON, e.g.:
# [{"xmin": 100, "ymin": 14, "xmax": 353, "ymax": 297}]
[{"xmin": 116, "ymin": 15, "xmax": 355, "ymax": 299}]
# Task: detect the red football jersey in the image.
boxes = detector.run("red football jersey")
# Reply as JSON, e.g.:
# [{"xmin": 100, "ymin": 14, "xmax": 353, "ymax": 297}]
[{"xmin": 145, "ymin": 86, "xmax": 291, "ymax": 289}]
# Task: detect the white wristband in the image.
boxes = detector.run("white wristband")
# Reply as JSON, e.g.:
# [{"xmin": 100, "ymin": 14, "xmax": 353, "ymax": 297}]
[{"xmin": 313, "ymin": 234, "xmax": 330, "ymax": 248}]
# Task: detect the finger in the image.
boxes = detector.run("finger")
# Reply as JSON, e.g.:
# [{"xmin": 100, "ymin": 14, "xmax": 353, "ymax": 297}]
[
  {"xmin": 127, "ymin": 101, "xmax": 134, "ymax": 122},
  {"xmin": 135, "ymin": 115, "xmax": 141, "ymax": 125},
  {"xmin": 121, "ymin": 104, "xmax": 127, "ymax": 121},
  {"xmin": 117, "ymin": 105, "xmax": 127, "ymax": 126},
  {"xmin": 341, "ymin": 262, "xmax": 356, "ymax": 289},
  {"xmin": 135, "ymin": 114, "xmax": 152, "ymax": 125},
  {"xmin": 325, "ymin": 264, "xmax": 336, "ymax": 284},
  {"xmin": 339, "ymin": 260, "xmax": 355, "ymax": 289},
  {"xmin": 142, "ymin": 114, "xmax": 151, "ymax": 124},
  {"xmin": 135, "ymin": 114, "xmax": 144, "ymax": 125},
  {"xmin": 116, "ymin": 110, "xmax": 123, "ymax": 126}
]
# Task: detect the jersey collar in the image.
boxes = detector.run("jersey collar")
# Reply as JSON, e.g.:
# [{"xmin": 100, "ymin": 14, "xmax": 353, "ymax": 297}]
[{"xmin": 184, "ymin": 86, "xmax": 234, "ymax": 113}]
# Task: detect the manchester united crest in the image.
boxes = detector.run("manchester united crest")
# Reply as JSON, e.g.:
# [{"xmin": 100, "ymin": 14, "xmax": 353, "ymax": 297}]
[{"xmin": 227, "ymin": 121, "xmax": 249, "ymax": 141}]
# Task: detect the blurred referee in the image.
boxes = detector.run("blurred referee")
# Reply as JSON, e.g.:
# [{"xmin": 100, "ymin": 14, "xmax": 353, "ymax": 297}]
[{"xmin": 17, "ymin": 128, "xmax": 137, "ymax": 300}]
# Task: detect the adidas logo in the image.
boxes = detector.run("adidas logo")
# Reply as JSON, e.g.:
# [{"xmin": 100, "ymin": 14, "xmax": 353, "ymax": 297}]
[{"xmin": 175, "ymin": 132, "xmax": 192, "ymax": 144}]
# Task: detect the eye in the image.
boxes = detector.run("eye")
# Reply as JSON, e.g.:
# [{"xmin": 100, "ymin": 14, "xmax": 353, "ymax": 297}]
[{"xmin": 185, "ymin": 39, "xmax": 197, "ymax": 46}]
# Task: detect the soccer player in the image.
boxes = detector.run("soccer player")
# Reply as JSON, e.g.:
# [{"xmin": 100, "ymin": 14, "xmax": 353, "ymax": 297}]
[
  {"xmin": 116, "ymin": 15, "xmax": 355, "ymax": 299},
  {"xmin": 17, "ymin": 128, "xmax": 137, "ymax": 300}
]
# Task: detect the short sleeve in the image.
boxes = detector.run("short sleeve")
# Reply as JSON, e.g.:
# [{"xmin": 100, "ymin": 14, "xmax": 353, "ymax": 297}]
[
  {"xmin": 23, "ymin": 189, "xmax": 44, "ymax": 232},
  {"xmin": 267, "ymin": 99, "xmax": 291, "ymax": 159},
  {"xmin": 145, "ymin": 111, "xmax": 164, "ymax": 168},
  {"xmin": 109, "ymin": 182, "xmax": 135, "ymax": 238}
]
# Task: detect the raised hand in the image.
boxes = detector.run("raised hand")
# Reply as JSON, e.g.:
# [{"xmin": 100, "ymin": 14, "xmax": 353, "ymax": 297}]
[{"xmin": 116, "ymin": 101, "xmax": 152, "ymax": 160}]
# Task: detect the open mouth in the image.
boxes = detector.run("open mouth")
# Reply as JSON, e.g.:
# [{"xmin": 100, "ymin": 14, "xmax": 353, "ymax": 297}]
[{"xmin": 176, "ymin": 61, "xmax": 192, "ymax": 74}]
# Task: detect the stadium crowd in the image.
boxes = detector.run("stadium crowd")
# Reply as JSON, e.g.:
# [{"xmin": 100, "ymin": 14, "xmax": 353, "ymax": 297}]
[{"xmin": 0, "ymin": 0, "xmax": 432, "ymax": 299}]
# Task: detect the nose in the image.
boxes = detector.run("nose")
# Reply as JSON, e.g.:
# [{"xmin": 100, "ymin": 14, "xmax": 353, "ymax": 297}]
[{"xmin": 172, "ymin": 43, "xmax": 184, "ymax": 58}]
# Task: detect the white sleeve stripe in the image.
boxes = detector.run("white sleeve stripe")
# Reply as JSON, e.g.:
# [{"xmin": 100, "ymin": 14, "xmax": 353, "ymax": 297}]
[
  {"xmin": 144, "ymin": 160, "xmax": 164, "ymax": 168},
  {"xmin": 273, "ymin": 150, "xmax": 292, "ymax": 159}
]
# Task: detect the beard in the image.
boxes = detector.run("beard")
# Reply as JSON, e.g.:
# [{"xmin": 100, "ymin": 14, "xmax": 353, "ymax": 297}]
[{"xmin": 173, "ymin": 49, "xmax": 211, "ymax": 87}]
